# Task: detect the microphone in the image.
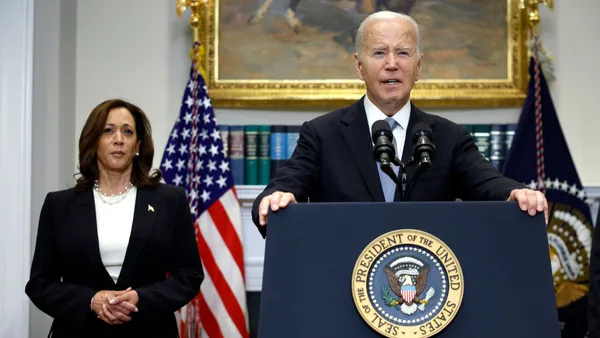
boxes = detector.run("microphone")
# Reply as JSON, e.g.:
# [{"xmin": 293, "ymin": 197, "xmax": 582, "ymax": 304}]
[
  {"xmin": 411, "ymin": 122, "xmax": 436, "ymax": 170},
  {"xmin": 371, "ymin": 120, "xmax": 396, "ymax": 167}
]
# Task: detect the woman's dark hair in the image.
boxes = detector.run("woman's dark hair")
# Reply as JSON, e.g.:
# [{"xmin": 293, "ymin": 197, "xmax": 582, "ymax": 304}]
[{"xmin": 74, "ymin": 99, "xmax": 162, "ymax": 194}]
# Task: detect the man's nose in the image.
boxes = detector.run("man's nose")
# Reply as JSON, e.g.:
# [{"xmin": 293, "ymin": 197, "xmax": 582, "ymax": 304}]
[{"xmin": 385, "ymin": 54, "xmax": 399, "ymax": 69}]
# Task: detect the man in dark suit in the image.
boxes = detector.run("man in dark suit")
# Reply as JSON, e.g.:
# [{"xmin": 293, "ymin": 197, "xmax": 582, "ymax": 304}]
[{"xmin": 251, "ymin": 11, "xmax": 548, "ymax": 237}]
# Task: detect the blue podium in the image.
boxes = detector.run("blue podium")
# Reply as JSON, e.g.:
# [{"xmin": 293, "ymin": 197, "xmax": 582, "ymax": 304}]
[{"xmin": 257, "ymin": 201, "xmax": 560, "ymax": 338}]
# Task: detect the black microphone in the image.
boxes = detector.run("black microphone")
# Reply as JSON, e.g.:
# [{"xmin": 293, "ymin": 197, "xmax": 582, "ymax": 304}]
[
  {"xmin": 411, "ymin": 122, "xmax": 436, "ymax": 170},
  {"xmin": 371, "ymin": 120, "xmax": 396, "ymax": 167}
]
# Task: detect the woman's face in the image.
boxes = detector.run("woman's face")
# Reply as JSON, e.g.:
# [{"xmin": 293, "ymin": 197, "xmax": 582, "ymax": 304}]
[{"xmin": 96, "ymin": 107, "xmax": 140, "ymax": 174}]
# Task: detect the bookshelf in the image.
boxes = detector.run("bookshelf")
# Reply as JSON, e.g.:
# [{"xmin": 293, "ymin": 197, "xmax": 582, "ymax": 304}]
[
  {"xmin": 235, "ymin": 185, "xmax": 600, "ymax": 291},
  {"xmin": 217, "ymin": 116, "xmax": 600, "ymax": 292}
]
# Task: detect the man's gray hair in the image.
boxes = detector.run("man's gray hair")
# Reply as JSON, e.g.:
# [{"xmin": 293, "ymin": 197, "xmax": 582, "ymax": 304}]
[{"xmin": 355, "ymin": 11, "xmax": 422, "ymax": 60}]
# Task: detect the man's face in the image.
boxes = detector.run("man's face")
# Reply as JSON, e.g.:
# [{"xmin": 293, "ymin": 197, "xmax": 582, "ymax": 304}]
[{"xmin": 354, "ymin": 18, "xmax": 423, "ymax": 115}]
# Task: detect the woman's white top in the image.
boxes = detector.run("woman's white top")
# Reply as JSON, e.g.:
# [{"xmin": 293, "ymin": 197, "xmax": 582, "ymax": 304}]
[{"xmin": 93, "ymin": 186, "xmax": 137, "ymax": 284}]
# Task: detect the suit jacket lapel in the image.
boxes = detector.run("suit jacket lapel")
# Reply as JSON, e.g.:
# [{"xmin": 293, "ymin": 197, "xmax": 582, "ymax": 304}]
[
  {"xmin": 340, "ymin": 98, "xmax": 385, "ymax": 201},
  {"xmin": 73, "ymin": 188, "xmax": 115, "ymax": 286},
  {"xmin": 117, "ymin": 186, "xmax": 157, "ymax": 287}
]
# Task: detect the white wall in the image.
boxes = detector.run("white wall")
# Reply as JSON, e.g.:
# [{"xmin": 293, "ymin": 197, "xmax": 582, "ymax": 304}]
[
  {"xmin": 29, "ymin": 0, "xmax": 79, "ymax": 337},
  {"xmin": 0, "ymin": 0, "xmax": 33, "ymax": 337},
  {"xmin": 551, "ymin": 1, "xmax": 600, "ymax": 187}
]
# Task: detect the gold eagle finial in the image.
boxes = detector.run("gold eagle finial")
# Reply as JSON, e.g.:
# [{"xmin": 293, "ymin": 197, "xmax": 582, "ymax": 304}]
[
  {"xmin": 176, "ymin": 0, "xmax": 187, "ymax": 17},
  {"xmin": 519, "ymin": 0, "xmax": 554, "ymax": 33},
  {"xmin": 175, "ymin": 0, "xmax": 205, "ymax": 42}
]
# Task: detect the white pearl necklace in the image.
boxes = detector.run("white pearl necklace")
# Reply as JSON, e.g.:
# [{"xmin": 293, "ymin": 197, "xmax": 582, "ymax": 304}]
[{"xmin": 93, "ymin": 180, "xmax": 133, "ymax": 205}]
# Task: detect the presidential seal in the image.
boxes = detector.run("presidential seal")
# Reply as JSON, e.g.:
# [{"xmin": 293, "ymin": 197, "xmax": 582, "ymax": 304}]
[{"xmin": 352, "ymin": 229, "xmax": 463, "ymax": 338}]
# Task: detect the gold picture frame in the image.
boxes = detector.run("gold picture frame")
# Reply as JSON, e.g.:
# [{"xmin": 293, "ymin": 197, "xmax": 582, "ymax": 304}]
[{"xmin": 197, "ymin": 0, "xmax": 528, "ymax": 109}]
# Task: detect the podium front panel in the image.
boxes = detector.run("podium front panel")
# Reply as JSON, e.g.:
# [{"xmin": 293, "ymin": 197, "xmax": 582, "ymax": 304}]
[{"xmin": 258, "ymin": 201, "xmax": 560, "ymax": 338}]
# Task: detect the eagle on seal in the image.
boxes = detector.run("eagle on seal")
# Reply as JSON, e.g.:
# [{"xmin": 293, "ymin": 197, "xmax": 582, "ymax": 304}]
[{"xmin": 384, "ymin": 256, "xmax": 431, "ymax": 315}]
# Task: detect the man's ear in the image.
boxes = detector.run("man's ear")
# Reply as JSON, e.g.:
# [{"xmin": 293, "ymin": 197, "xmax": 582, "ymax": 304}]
[
  {"xmin": 354, "ymin": 53, "xmax": 364, "ymax": 81},
  {"xmin": 415, "ymin": 54, "xmax": 423, "ymax": 81}
]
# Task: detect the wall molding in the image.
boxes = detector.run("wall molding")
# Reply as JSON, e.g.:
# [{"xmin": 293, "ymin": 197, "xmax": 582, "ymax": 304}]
[
  {"xmin": 237, "ymin": 185, "xmax": 600, "ymax": 291},
  {"xmin": 0, "ymin": 0, "xmax": 34, "ymax": 336}
]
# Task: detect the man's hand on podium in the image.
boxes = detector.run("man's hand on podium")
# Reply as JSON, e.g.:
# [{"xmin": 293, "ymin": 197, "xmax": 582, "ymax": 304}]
[
  {"xmin": 258, "ymin": 191, "xmax": 297, "ymax": 226},
  {"xmin": 507, "ymin": 188, "xmax": 549, "ymax": 224}
]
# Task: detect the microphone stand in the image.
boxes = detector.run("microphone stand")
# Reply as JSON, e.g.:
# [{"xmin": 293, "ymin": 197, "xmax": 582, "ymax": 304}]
[
  {"xmin": 380, "ymin": 156, "xmax": 418, "ymax": 201},
  {"xmin": 378, "ymin": 142, "xmax": 434, "ymax": 202}
]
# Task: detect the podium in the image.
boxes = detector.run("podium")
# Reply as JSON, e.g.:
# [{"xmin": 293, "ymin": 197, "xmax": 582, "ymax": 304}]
[{"xmin": 257, "ymin": 201, "xmax": 560, "ymax": 338}]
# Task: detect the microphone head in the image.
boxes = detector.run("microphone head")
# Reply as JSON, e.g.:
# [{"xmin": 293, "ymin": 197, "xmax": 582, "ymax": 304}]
[
  {"xmin": 372, "ymin": 120, "xmax": 394, "ymax": 144},
  {"xmin": 412, "ymin": 122, "xmax": 434, "ymax": 143}
]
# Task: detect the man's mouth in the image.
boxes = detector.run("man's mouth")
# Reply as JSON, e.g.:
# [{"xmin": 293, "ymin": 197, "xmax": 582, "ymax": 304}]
[{"xmin": 382, "ymin": 79, "xmax": 400, "ymax": 84}]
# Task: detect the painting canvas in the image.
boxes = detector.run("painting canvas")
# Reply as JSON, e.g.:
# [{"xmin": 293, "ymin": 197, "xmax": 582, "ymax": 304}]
[{"xmin": 199, "ymin": 0, "xmax": 528, "ymax": 108}]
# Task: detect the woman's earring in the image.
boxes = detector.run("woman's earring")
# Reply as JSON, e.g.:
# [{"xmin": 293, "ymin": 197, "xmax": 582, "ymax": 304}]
[{"xmin": 136, "ymin": 152, "xmax": 139, "ymax": 156}]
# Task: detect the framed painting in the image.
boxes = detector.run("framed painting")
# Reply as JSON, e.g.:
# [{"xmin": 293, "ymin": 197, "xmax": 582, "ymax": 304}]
[{"xmin": 198, "ymin": 0, "xmax": 528, "ymax": 109}]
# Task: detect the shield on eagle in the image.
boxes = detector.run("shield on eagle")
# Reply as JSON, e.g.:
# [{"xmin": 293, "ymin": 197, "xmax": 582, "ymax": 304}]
[
  {"xmin": 384, "ymin": 256, "xmax": 430, "ymax": 307},
  {"xmin": 401, "ymin": 284, "xmax": 417, "ymax": 304}
]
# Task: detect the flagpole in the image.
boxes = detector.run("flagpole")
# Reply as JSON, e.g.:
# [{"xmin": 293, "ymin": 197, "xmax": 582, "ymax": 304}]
[
  {"xmin": 176, "ymin": 0, "xmax": 204, "ymax": 43},
  {"xmin": 519, "ymin": 0, "xmax": 554, "ymax": 39},
  {"xmin": 174, "ymin": 3, "xmax": 209, "ymax": 338},
  {"xmin": 518, "ymin": 0, "xmax": 554, "ymax": 192},
  {"xmin": 177, "ymin": 0, "xmax": 209, "ymax": 81}
]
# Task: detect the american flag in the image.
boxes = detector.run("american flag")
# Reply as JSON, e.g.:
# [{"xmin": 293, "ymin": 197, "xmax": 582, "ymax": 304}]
[{"xmin": 160, "ymin": 42, "xmax": 249, "ymax": 338}]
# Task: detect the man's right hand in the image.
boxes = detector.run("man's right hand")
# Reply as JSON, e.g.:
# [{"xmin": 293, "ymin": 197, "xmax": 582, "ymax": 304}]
[{"xmin": 258, "ymin": 191, "xmax": 297, "ymax": 226}]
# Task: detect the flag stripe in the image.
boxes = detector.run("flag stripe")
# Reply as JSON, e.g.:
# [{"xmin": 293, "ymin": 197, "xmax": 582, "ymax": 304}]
[
  {"xmin": 200, "ymin": 273, "xmax": 241, "ymax": 338},
  {"xmin": 177, "ymin": 309, "xmax": 186, "ymax": 338},
  {"xmin": 197, "ymin": 289, "xmax": 225, "ymax": 338},
  {"xmin": 219, "ymin": 190, "xmax": 244, "ymax": 243},
  {"xmin": 197, "ymin": 228, "xmax": 249, "ymax": 337},
  {"xmin": 198, "ymin": 209, "xmax": 247, "ymax": 313},
  {"xmin": 208, "ymin": 200, "xmax": 245, "ymax": 278}
]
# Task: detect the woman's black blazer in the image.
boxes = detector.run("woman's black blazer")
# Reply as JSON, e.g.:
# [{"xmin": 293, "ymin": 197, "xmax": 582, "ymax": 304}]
[{"xmin": 26, "ymin": 183, "xmax": 204, "ymax": 338}]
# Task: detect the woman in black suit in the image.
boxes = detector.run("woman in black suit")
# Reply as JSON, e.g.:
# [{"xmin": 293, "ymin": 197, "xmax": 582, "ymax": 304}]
[{"xmin": 26, "ymin": 99, "xmax": 203, "ymax": 338}]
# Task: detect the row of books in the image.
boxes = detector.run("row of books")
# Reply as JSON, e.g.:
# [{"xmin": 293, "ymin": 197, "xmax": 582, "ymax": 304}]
[
  {"xmin": 220, "ymin": 124, "xmax": 517, "ymax": 186},
  {"xmin": 221, "ymin": 125, "xmax": 300, "ymax": 186},
  {"xmin": 466, "ymin": 124, "xmax": 518, "ymax": 174}
]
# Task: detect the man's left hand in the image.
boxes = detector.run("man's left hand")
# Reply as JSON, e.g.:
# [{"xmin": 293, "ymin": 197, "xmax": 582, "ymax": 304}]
[{"xmin": 507, "ymin": 188, "xmax": 548, "ymax": 224}]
